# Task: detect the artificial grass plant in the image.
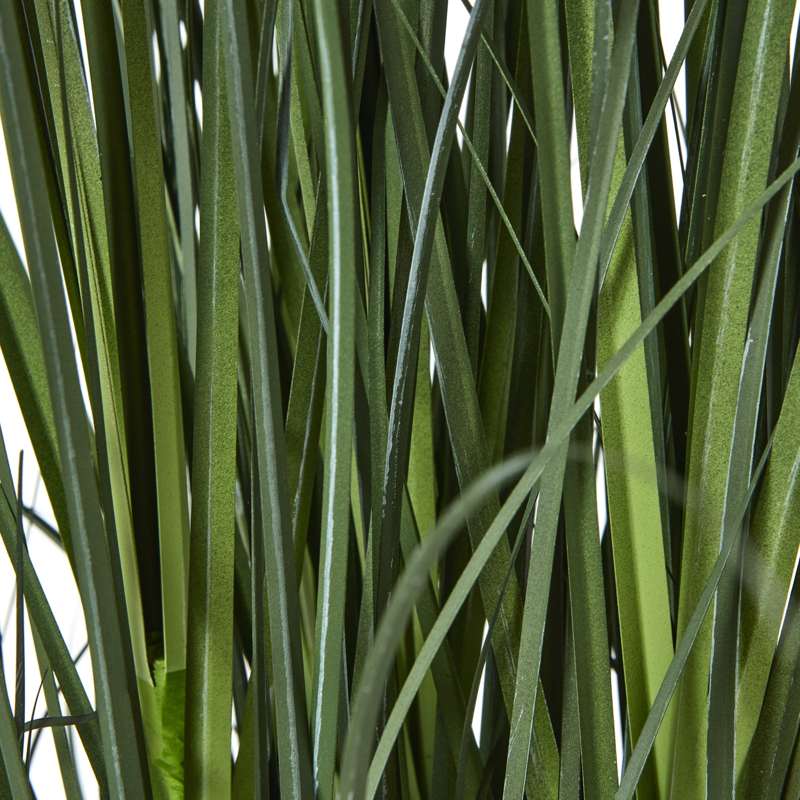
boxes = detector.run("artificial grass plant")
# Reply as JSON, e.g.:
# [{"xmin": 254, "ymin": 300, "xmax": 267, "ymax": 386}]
[{"xmin": 0, "ymin": 0, "xmax": 799, "ymax": 797}]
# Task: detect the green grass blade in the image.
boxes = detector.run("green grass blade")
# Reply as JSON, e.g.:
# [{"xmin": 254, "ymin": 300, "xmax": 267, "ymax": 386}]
[
  {"xmin": 462, "ymin": 2, "xmax": 493, "ymax": 367},
  {"xmin": 0, "ymin": 642, "xmax": 31, "ymax": 800},
  {"xmin": 275, "ymin": 5, "xmax": 328, "ymax": 335},
  {"xmin": 671, "ymin": 1, "xmax": 795, "ymax": 792},
  {"xmin": 567, "ymin": 3, "xmax": 674, "ymax": 793},
  {"xmin": 308, "ymin": 0, "xmax": 357, "ymax": 796},
  {"xmin": 0, "ymin": 10, "xmax": 151, "ymax": 795},
  {"xmin": 80, "ymin": 0, "xmax": 163, "ymax": 649},
  {"xmin": 285, "ymin": 194, "xmax": 328, "ymax": 571},
  {"xmin": 0, "ymin": 216, "xmax": 69, "ymax": 554},
  {"xmin": 598, "ymin": 0, "xmax": 710, "ymax": 288},
  {"xmin": 504, "ymin": 3, "xmax": 641, "ymax": 795},
  {"xmin": 157, "ymin": 0, "xmax": 199, "ymax": 372},
  {"xmin": 732, "ymin": 40, "xmax": 800, "ymax": 770},
  {"xmin": 122, "ymin": 0, "xmax": 190, "ymax": 676},
  {"xmin": 13, "ymin": 1, "xmax": 88, "ymax": 372},
  {"xmin": 43, "ymin": 0, "xmax": 153, "ymax": 685},
  {"xmin": 341, "ymin": 453, "xmax": 533, "ymax": 800},
  {"xmin": 478, "ymin": 18, "xmax": 536, "ymax": 460},
  {"xmin": 526, "ymin": 0, "xmax": 575, "ymax": 337},
  {"xmin": 739, "ymin": 571, "xmax": 800, "ymax": 798},
  {"xmin": 372, "ymin": 0, "xmax": 490, "ymax": 620},
  {"xmin": 220, "ymin": 2, "xmax": 313, "ymax": 795},
  {"xmin": 29, "ymin": 627, "xmax": 83, "ymax": 800},
  {"xmin": 183, "ymin": 0, "xmax": 240, "ymax": 795},
  {"xmin": 0, "ymin": 466, "xmax": 104, "ymax": 787},
  {"xmin": 563, "ymin": 425, "xmax": 618, "ymax": 797},
  {"xmin": 559, "ymin": 616, "xmax": 581, "ymax": 800},
  {"xmin": 13, "ymin": 456, "xmax": 24, "ymax": 753},
  {"xmin": 616, "ymin": 445, "xmax": 772, "ymax": 800},
  {"xmin": 736, "ymin": 347, "xmax": 800, "ymax": 764}
]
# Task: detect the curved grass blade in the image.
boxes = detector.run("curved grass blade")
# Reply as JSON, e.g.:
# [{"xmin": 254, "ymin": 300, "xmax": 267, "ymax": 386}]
[
  {"xmin": 398, "ymin": 493, "xmax": 483, "ymax": 796},
  {"xmin": 341, "ymin": 453, "xmax": 533, "ymax": 800},
  {"xmin": 308, "ymin": 0, "xmax": 357, "ymax": 796}
]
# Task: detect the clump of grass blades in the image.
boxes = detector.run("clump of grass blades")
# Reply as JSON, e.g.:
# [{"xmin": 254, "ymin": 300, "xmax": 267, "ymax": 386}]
[{"xmin": 0, "ymin": 0, "xmax": 799, "ymax": 798}]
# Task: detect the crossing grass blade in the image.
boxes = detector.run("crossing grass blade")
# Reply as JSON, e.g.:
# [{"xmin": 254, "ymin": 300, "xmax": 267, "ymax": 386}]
[
  {"xmin": 0, "ymin": 217, "xmax": 69, "ymax": 555},
  {"xmin": 618, "ymin": 441, "xmax": 774, "ymax": 800},
  {"xmin": 504, "ymin": 2, "xmax": 642, "ymax": 795},
  {"xmin": 308, "ymin": 0, "xmax": 357, "ymax": 796},
  {"xmin": 0, "ymin": 639, "xmax": 32, "ymax": 800},
  {"xmin": 733, "ymin": 29, "xmax": 800, "ymax": 770},
  {"xmin": 220, "ymin": 1, "xmax": 313, "ymax": 796},
  {"xmin": 350, "ymin": 152, "xmax": 800, "ymax": 798}
]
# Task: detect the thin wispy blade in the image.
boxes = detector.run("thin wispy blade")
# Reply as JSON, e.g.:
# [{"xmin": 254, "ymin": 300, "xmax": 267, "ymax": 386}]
[
  {"xmin": 308, "ymin": 0, "xmax": 357, "ymax": 797},
  {"xmin": 275, "ymin": 6, "xmax": 329, "ymax": 336},
  {"xmin": 14, "ymin": 453, "xmax": 24, "ymax": 755}
]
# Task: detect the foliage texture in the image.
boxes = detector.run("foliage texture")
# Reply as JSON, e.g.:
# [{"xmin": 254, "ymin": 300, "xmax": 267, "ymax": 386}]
[{"xmin": 0, "ymin": 0, "xmax": 799, "ymax": 798}]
